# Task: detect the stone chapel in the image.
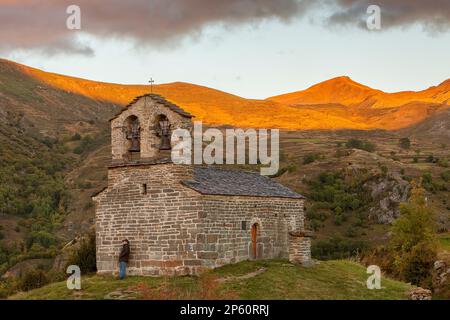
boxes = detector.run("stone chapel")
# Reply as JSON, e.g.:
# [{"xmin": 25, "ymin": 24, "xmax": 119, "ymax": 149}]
[{"xmin": 93, "ymin": 94, "xmax": 312, "ymax": 276}]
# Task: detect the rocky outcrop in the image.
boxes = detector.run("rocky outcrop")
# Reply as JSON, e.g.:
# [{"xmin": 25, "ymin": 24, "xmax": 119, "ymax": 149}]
[
  {"xmin": 433, "ymin": 260, "xmax": 450, "ymax": 290},
  {"xmin": 409, "ymin": 287, "xmax": 432, "ymax": 300},
  {"xmin": 364, "ymin": 174, "xmax": 410, "ymax": 224}
]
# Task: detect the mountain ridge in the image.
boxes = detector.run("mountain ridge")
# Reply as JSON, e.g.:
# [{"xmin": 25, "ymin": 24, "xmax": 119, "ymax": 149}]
[{"xmin": 1, "ymin": 58, "xmax": 449, "ymax": 131}]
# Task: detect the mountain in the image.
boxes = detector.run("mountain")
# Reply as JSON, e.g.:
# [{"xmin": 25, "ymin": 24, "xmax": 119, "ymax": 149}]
[
  {"xmin": 267, "ymin": 76, "xmax": 382, "ymax": 106},
  {"xmin": 399, "ymin": 108, "xmax": 450, "ymax": 142},
  {"xmin": 268, "ymin": 76, "xmax": 450, "ymax": 110},
  {"xmin": 2, "ymin": 58, "xmax": 450, "ymax": 132}
]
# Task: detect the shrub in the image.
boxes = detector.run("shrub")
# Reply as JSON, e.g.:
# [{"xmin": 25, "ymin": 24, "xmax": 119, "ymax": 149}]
[
  {"xmin": 17, "ymin": 269, "xmax": 49, "ymax": 291},
  {"xmin": 73, "ymin": 146, "xmax": 83, "ymax": 155},
  {"xmin": 441, "ymin": 170, "xmax": 450, "ymax": 182},
  {"xmin": 312, "ymin": 237, "xmax": 368, "ymax": 260},
  {"xmin": 390, "ymin": 185, "xmax": 437, "ymax": 287},
  {"xmin": 303, "ymin": 153, "xmax": 320, "ymax": 165},
  {"xmin": 66, "ymin": 233, "xmax": 96, "ymax": 274},
  {"xmin": 26, "ymin": 231, "xmax": 57, "ymax": 249},
  {"xmin": 345, "ymin": 226, "xmax": 357, "ymax": 238},
  {"xmin": 399, "ymin": 138, "xmax": 411, "ymax": 149},
  {"xmin": 72, "ymin": 135, "xmax": 94, "ymax": 155},
  {"xmin": 70, "ymin": 133, "xmax": 81, "ymax": 141},
  {"xmin": 345, "ymin": 139, "xmax": 376, "ymax": 152},
  {"xmin": 426, "ymin": 155, "xmax": 437, "ymax": 163},
  {"xmin": 438, "ymin": 159, "xmax": 449, "ymax": 168}
]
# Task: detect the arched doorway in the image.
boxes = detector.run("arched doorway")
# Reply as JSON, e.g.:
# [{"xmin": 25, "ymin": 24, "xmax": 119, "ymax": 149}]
[{"xmin": 251, "ymin": 223, "xmax": 259, "ymax": 259}]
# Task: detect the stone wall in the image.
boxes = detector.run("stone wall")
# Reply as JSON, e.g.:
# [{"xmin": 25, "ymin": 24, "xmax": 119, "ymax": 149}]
[
  {"xmin": 288, "ymin": 231, "xmax": 312, "ymax": 267},
  {"xmin": 200, "ymin": 196, "xmax": 305, "ymax": 268},
  {"xmin": 94, "ymin": 163, "xmax": 307, "ymax": 276},
  {"xmin": 111, "ymin": 97, "xmax": 192, "ymax": 162},
  {"xmin": 94, "ymin": 163, "xmax": 205, "ymax": 276}
]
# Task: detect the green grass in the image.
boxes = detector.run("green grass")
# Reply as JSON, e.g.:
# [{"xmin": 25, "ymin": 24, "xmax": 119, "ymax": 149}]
[
  {"xmin": 438, "ymin": 233, "xmax": 450, "ymax": 251},
  {"xmin": 10, "ymin": 260, "xmax": 414, "ymax": 300}
]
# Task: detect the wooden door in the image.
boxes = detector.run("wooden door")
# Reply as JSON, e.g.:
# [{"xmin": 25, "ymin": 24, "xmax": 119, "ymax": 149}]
[{"xmin": 251, "ymin": 223, "xmax": 258, "ymax": 259}]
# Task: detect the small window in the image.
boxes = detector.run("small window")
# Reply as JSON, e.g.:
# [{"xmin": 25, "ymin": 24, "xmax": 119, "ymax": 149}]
[
  {"xmin": 241, "ymin": 221, "xmax": 247, "ymax": 230},
  {"xmin": 141, "ymin": 184, "xmax": 147, "ymax": 195}
]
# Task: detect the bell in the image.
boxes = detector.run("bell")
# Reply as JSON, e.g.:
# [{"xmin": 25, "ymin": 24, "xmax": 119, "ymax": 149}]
[
  {"xmin": 127, "ymin": 120, "xmax": 141, "ymax": 153},
  {"xmin": 128, "ymin": 138, "xmax": 140, "ymax": 153},
  {"xmin": 159, "ymin": 135, "xmax": 171, "ymax": 150}
]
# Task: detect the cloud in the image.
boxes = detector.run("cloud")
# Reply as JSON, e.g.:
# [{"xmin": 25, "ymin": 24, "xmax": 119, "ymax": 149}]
[
  {"xmin": 0, "ymin": 0, "xmax": 314, "ymax": 55},
  {"xmin": 0, "ymin": 0, "xmax": 448, "ymax": 56},
  {"xmin": 327, "ymin": 0, "xmax": 450, "ymax": 32}
]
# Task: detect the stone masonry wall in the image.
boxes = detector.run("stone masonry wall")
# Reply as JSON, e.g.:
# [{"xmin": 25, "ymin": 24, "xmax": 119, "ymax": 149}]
[
  {"xmin": 197, "ymin": 195, "xmax": 305, "ymax": 269},
  {"xmin": 94, "ymin": 164, "xmax": 306, "ymax": 275},
  {"xmin": 111, "ymin": 97, "xmax": 192, "ymax": 162},
  {"xmin": 94, "ymin": 163, "xmax": 206, "ymax": 276},
  {"xmin": 288, "ymin": 232, "xmax": 312, "ymax": 266}
]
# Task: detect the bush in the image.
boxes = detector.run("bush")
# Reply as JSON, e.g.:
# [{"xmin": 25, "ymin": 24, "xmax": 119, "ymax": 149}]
[
  {"xmin": 73, "ymin": 146, "xmax": 83, "ymax": 155},
  {"xmin": 70, "ymin": 133, "xmax": 81, "ymax": 141},
  {"xmin": 66, "ymin": 233, "xmax": 96, "ymax": 274},
  {"xmin": 441, "ymin": 170, "xmax": 450, "ymax": 182},
  {"xmin": 426, "ymin": 155, "xmax": 437, "ymax": 163},
  {"xmin": 72, "ymin": 135, "xmax": 94, "ymax": 155},
  {"xmin": 399, "ymin": 138, "xmax": 411, "ymax": 149},
  {"xmin": 438, "ymin": 159, "xmax": 449, "ymax": 168},
  {"xmin": 303, "ymin": 153, "xmax": 320, "ymax": 165},
  {"xmin": 390, "ymin": 185, "xmax": 437, "ymax": 287},
  {"xmin": 26, "ymin": 231, "xmax": 57, "ymax": 249},
  {"xmin": 17, "ymin": 269, "xmax": 49, "ymax": 291},
  {"xmin": 312, "ymin": 237, "xmax": 368, "ymax": 260},
  {"xmin": 345, "ymin": 226, "xmax": 358, "ymax": 238},
  {"xmin": 345, "ymin": 139, "xmax": 375, "ymax": 152},
  {"xmin": 395, "ymin": 242, "xmax": 437, "ymax": 288}
]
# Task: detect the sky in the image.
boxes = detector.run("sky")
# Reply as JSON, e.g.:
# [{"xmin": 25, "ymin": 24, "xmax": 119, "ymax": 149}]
[{"xmin": 1, "ymin": 0, "xmax": 450, "ymax": 99}]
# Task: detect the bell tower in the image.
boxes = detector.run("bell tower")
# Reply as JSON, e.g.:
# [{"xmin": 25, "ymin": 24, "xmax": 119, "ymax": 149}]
[{"xmin": 109, "ymin": 94, "xmax": 193, "ymax": 165}]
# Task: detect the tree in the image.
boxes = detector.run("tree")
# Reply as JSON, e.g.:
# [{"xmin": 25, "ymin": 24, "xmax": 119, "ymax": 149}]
[
  {"xmin": 399, "ymin": 138, "xmax": 411, "ymax": 149},
  {"xmin": 390, "ymin": 183, "xmax": 437, "ymax": 287}
]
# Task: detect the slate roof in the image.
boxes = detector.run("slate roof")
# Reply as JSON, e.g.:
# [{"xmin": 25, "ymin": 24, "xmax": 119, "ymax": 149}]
[
  {"xmin": 183, "ymin": 167, "xmax": 304, "ymax": 199},
  {"xmin": 109, "ymin": 93, "xmax": 193, "ymax": 121}
]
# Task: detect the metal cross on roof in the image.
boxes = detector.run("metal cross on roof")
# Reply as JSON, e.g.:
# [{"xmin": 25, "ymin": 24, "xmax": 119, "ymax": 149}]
[{"xmin": 149, "ymin": 78, "xmax": 155, "ymax": 93}]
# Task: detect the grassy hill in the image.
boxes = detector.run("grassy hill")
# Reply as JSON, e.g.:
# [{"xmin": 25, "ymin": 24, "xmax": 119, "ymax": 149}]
[{"xmin": 10, "ymin": 260, "xmax": 414, "ymax": 300}]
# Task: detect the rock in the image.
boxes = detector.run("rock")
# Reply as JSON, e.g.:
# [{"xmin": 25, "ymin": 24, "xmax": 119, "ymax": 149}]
[
  {"xmin": 409, "ymin": 287, "xmax": 432, "ymax": 300},
  {"xmin": 434, "ymin": 260, "xmax": 446, "ymax": 271},
  {"xmin": 364, "ymin": 174, "xmax": 410, "ymax": 224},
  {"xmin": 104, "ymin": 288, "xmax": 139, "ymax": 300},
  {"xmin": 433, "ymin": 260, "xmax": 449, "ymax": 287}
]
